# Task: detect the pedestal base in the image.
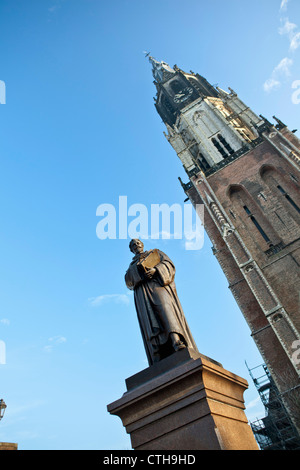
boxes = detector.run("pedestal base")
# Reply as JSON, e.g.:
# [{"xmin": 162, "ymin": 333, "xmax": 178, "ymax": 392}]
[
  {"xmin": 107, "ymin": 348, "xmax": 258, "ymax": 450},
  {"xmin": 0, "ymin": 442, "xmax": 18, "ymax": 450}
]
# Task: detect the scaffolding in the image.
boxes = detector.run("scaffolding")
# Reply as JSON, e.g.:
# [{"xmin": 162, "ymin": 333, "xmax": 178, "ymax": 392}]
[{"xmin": 246, "ymin": 362, "xmax": 300, "ymax": 450}]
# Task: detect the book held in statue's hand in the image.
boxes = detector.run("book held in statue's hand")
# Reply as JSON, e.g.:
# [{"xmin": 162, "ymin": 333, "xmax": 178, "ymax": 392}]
[{"xmin": 137, "ymin": 249, "xmax": 161, "ymax": 274}]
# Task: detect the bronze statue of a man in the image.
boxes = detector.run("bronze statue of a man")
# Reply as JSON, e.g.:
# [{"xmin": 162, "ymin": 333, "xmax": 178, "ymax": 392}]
[{"xmin": 125, "ymin": 239, "xmax": 198, "ymax": 365}]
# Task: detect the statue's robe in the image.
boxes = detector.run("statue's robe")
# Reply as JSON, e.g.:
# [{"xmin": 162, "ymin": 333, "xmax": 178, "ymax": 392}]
[{"xmin": 125, "ymin": 249, "xmax": 198, "ymax": 365}]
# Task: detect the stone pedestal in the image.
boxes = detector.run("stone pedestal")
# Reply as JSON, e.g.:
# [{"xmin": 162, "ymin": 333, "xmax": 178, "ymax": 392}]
[
  {"xmin": 0, "ymin": 442, "xmax": 18, "ymax": 450},
  {"xmin": 107, "ymin": 348, "xmax": 259, "ymax": 450}
]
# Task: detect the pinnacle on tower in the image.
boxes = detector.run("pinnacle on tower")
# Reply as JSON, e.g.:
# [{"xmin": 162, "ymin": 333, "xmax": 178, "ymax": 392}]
[{"xmin": 148, "ymin": 55, "xmax": 175, "ymax": 83}]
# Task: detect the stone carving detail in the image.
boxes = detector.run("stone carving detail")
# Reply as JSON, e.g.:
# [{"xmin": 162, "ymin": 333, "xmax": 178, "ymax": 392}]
[
  {"xmin": 181, "ymin": 128, "xmax": 194, "ymax": 145},
  {"xmin": 193, "ymin": 110, "xmax": 204, "ymax": 125}
]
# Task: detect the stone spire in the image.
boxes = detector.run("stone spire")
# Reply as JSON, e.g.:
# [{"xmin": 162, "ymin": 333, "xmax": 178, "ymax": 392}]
[{"xmin": 148, "ymin": 55, "xmax": 175, "ymax": 82}]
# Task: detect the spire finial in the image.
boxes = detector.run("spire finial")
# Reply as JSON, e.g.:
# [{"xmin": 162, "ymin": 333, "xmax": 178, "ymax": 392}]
[{"xmin": 146, "ymin": 55, "xmax": 175, "ymax": 82}]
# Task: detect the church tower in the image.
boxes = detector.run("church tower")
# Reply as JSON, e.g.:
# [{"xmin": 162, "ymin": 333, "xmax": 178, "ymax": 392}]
[{"xmin": 148, "ymin": 56, "xmax": 300, "ymax": 434}]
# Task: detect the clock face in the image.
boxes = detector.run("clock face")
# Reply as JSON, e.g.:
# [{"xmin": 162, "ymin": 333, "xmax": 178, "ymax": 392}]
[{"xmin": 173, "ymin": 87, "xmax": 193, "ymax": 103}]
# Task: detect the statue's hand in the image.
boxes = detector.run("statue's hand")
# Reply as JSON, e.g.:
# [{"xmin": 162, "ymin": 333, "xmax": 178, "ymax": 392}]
[{"xmin": 144, "ymin": 267, "xmax": 156, "ymax": 279}]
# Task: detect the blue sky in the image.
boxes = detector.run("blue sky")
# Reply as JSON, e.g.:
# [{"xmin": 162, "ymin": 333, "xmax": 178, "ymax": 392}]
[{"xmin": 0, "ymin": 0, "xmax": 299, "ymax": 450}]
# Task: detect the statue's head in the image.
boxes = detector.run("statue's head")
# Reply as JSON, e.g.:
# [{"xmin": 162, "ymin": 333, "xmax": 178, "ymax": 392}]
[{"xmin": 129, "ymin": 238, "xmax": 144, "ymax": 255}]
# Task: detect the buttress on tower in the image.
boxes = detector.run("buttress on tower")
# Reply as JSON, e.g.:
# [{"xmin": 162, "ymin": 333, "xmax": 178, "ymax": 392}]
[{"xmin": 148, "ymin": 56, "xmax": 300, "ymax": 433}]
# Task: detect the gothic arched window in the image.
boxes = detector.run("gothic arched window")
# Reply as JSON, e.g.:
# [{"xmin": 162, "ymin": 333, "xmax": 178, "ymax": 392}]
[
  {"xmin": 228, "ymin": 184, "xmax": 281, "ymax": 252},
  {"xmin": 212, "ymin": 137, "xmax": 227, "ymax": 158},
  {"xmin": 197, "ymin": 153, "xmax": 210, "ymax": 172},
  {"xmin": 211, "ymin": 134, "xmax": 235, "ymax": 158},
  {"xmin": 276, "ymin": 185, "xmax": 300, "ymax": 214},
  {"xmin": 260, "ymin": 165, "xmax": 300, "ymax": 239},
  {"xmin": 217, "ymin": 134, "xmax": 235, "ymax": 155}
]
